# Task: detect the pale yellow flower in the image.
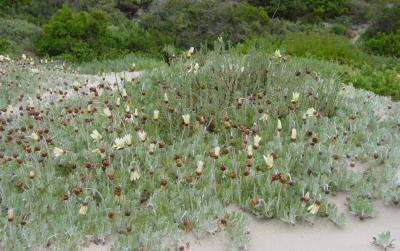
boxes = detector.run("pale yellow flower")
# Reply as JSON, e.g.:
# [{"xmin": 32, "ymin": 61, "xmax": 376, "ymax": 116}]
[
  {"xmin": 182, "ymin": 114, "xmax": 190, "ymax": 126},
  {"xmin": 28, "ymin": 98, "xmax": 34, "ymax": 108},
  {"xmin": 6, "ymin": 105, "xmax": 13, "ymax": 115},
  {"xmin": 87, "ymin": 104, "xmax": 93, "ymax": 112},
  {"xmin": 259, "ymin": 113, "xmax": 268, "ymax": 122},
  {"xmin": 153, "ymin": 110, "xmax": 160, "ymax": 121},
  {"xmin": 263, "ymin": 154, "xmax": 274, "ymax": 169},
  {"xmin": 53, "ymin": 147, "xmax": 65, "ymax": 157},
  {"xmin": 90, "ymin": 129, "xmax": 102, "ymax": 142},
  {"xmin": 196, "ymin": 160, "xmax": 204, "ymax": 175},
  {"xmin": 290, "ymin": 128, "xmax": 297, "ymax": 141},
  {"xmin": 113, "ymin": 137, "xmax": 125, "ymax": 150},
  {"xmin": 130, "ymin": 169, "xmax": 140, "ymax": 181},
  {"xmin": 130, "ymin": 63, "xmax": 136, "ymax": 72},
  {"xmin": 7, "ymin": 209, "xmax": 14, "ymax": 222},
  {"xmin": 253, "ymin": 135, "xmax": 262, "ymax": 148},
  {"xmin": 214, "ymin": 146, "xmax": 220, "ymax": 157},
  {"xmin": 138, "ymin": 131, "xmax": 147, "ymax": 142},
  {"xmin": 72, "ymin": 81, "xmax": 80, "ymax": 89},
  {"xmin": 79, "ymin": 203, "xmax": 88, "ymax": 215},
  {"xmin": 246, "ymin": 145, "xmax": 253, "ymax": 157},
  {"xmin": 30, "ymin": 132, "xmax": 39, "ymax": 141},
  {"xmin": 187, "ymin": 47, "xmax": 195, "ymax": 57},
  {"xmin": 149, "ymin": 143, "xmax": 156, "ymax": 154},
  {"xmin": 163, "ymin": 93, "xmax": 169, "ymax": 103},
  {"xmin": 303, "ymin": 107, "xmax": 316, "ymax": 119},
  {"xmin": 291, "ymin": 92, "xmax": 300, "ymax": 103},
  {"xmin": 303, "ymin": 192, "xmax": 310, "ymax": 202},
  {"xmin": 274, "ymin": 49, "xmax": 282, "ymax": 58},
  {"xmin": 122, "ymin": 88, "xmax": 128, "ymax": 98},
  {"xmin": 277, "ymin": 119, "xmax": 282, "ymax": 131},
  {"xmin": 116, "ymin": 97, "xmax": 121, "ymax": 107},
  {"xmin": 307, "ymin": 201, "xmax": 320, "ymax": 215},
  {"xmin": 92, "ymin": 148, "xmax": 106, "ymax": 158},
  {"xmin": 123, "ymin": 134, "xmax": 132, "ymax": 146},
  {"xmin": 103, "ymin": 107, "xmax": 112, "ymax": 118}
]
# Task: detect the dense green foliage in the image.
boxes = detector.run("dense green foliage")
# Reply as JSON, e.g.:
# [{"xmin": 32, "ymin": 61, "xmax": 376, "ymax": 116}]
[
  {"xmin": 248, "ymin": 0, "xmax": 350, "ymax": 22},
  {"xmin": 36, "ymin": 6, "xmax": 120, "ymax": 62},
  {"xmin": 0, "ymin": 18, "xmax": 41, "ymax": 54},
  {"xmin": 34, "ymin": 0, "xmax": 270, "ymax": 62},
  {"xmin": 362, "ymin": 3, "xmax": 400, "ymax": 57},
  {"xmin": 363, "ymin": 29, "xmax": 400, "ymax": 58},
  {"xmin": 237, "ymin": 32, "xmax": 364, "ymax": 66},
  {"xmin": 140, "ymin": 0, "xmax": 269, "ymax": 48},
  {"xmin": 343, "ymin": 66, "xmax": 400, "ymax": 100}
]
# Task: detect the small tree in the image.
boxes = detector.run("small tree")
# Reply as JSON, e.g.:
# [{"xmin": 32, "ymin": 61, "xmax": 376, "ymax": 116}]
[{"xmin": 37, "ymin": 5, "xmax": 117, "ymax": 62}]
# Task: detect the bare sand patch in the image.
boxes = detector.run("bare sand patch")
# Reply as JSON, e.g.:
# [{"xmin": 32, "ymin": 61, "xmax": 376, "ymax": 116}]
[
  {"xmin": 82, "ymin": 235, "xmax": 117, "ymax": 251},
  {"xmin": 182, "ymin": 194, "xmax": 400, "ymax": 251}
]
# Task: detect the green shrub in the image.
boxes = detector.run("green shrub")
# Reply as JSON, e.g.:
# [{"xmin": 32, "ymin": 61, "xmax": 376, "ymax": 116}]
[
  {"xmin": 342, "ymin": 66, "xmax": 400, "ymax": 100},
  {"xmin": 363, "ymin": 29, "xmax": 400, "ymax": 57},
  {"xmin": 248, "ymin": 0, "xmax": 349, "ymax": 22},
  {"xmin": 139, "ymin": 0, "xmax": 269, "ymax": 49},
  {"xmin": 361, "ymin": 2, "xmax": 400, "ymax": 57},
  {"xmin": 0, "ymin": 38, "xmax": 11, "ymax": 53},
  {"xmin": 330, "ymin": 23, "xmax": 351, "ymax": 37},
  {"xmin": 363, "ymin": 3, "xmax": 400, "ymax": 38},
  {"xmin": 0, "ymin": 17, "xmax": 41, "ymax": 54},
  {"xmin": 37, "ymin": 5, "xmax": 120, "ymax": 62}
]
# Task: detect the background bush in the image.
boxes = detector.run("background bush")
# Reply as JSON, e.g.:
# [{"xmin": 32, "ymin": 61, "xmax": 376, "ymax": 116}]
[
  {"xmin": 139, "ymin": 0, "xmax": 270, "ymax": 48},
  {"xmin": 36, "ymin": 5, "xmax": 120, "ymax": 62},
  {"xmin": 361, "ymin": 2, "xmax": 400, "ymax": 57},
  {"xmin": 248, "ymin": 0, "xmax": 350, "ymax": 22},
  {"xmin": 0, "ymin": 17, "xmax": 41, "ymax": 55},
  {"xmin": 342, "ymin": 66, "xmax": 400, "ymax": 100}
]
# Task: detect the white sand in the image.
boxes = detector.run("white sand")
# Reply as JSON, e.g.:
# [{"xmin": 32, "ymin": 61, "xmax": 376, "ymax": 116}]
[
  {"xmin": 84, "ymin": 193, "xmax": 399, "ymax": 251},
  {"xmin": 245, "ymin": 195, "xmax": 400, "ymax": 251},
  {"xmin": 186, "ymin": 194, "xmax": 400, "ymax": 251}
]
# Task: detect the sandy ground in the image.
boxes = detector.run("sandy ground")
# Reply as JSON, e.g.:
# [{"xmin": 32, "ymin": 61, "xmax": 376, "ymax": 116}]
[
  {"xmin": 83, "ymin": 193, "xmax": 400, "ymax": 251},
  {"xmin": 178, "ymin": 195, "xmax": 399, "ymax": 251}
]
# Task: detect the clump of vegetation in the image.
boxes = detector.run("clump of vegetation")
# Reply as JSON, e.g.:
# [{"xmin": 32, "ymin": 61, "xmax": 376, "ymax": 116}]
[
  {"xmin": 361, "ymin": 2, "xmax": 400, "ymax": 57},
  {"xmin": 248, "ymin": 0, "xmax": 350, "ymax": 22},
  {"xmin": 373, "ymin": 231, "xmax": 395, "ymax": 250},
  {"xmin": 139, "ymin": 0, "xmax": 270, "ymax": 48},
  {"xmin": 342, "ymin": 66, "xmax": 400, "ymax": 101},
  {"xmin": 36, "ymin": 5, "xmax": 120, "ymax": 62},
  {"xmin": 0, "ymin": 17, "xmax": 41, "ymax": 54}
]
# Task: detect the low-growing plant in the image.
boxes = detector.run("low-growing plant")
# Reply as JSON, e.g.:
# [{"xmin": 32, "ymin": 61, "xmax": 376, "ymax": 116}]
[{"xmin": 372, "ymin": 231, "xmax": 395, "ymax": 250}]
